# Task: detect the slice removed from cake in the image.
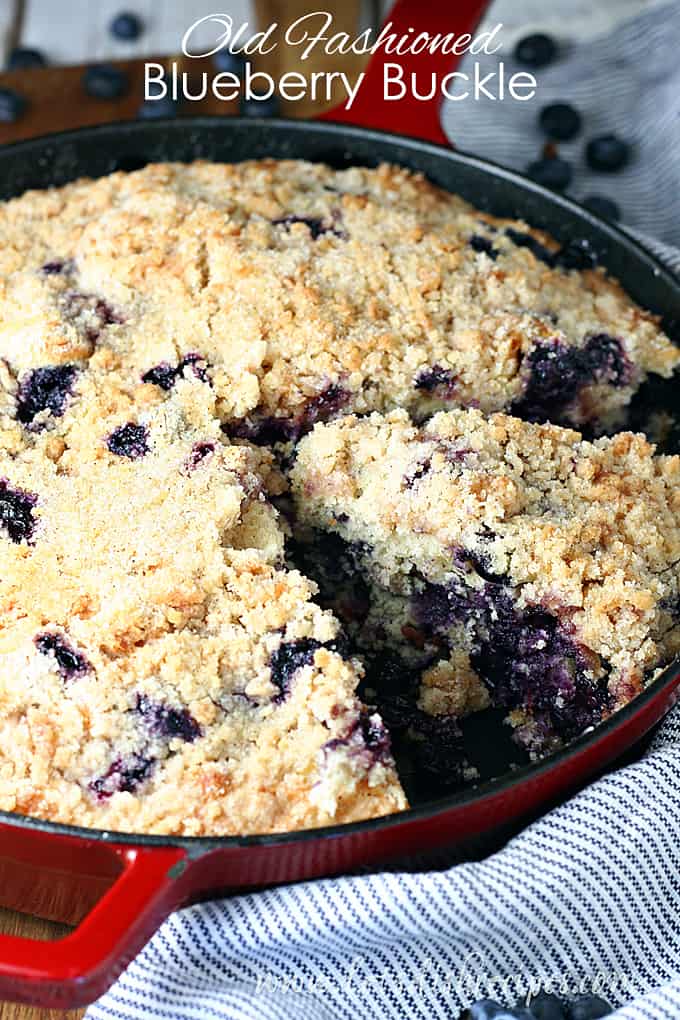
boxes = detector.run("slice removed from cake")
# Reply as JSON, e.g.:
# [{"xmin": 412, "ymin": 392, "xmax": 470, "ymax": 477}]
[{"xmin": 291, "ymin": 409, "xmax": 680, "ymax": 755}]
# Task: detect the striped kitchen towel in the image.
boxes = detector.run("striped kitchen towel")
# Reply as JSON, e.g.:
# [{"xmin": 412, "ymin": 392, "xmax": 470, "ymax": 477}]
[
  {"xmin": 86, "ymin": 702, "xmax": 680, "ymax": 1020},
  {"xmin": 86, "ymin": 5, "xmax": 680, "ymax": 1019}
]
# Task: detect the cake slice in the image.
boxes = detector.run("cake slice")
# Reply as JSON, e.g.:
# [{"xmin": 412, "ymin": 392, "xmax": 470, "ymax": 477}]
[
  {"xmin": 291, "ymin": 409, "xmax": 680, "ymax": 755},
  {"xmin": 0, "ymin": 384, "xmax": 405, "ymax": 835}
]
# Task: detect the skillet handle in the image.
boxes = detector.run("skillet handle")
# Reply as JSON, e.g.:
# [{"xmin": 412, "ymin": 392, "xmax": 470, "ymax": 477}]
[
  {"xmin": 318, "ymin": 0, "xmax": 492, "ymax": 145},
  {"xmin": 0, "ymin": 842, "xmax": 186, "ymax": 1010}
]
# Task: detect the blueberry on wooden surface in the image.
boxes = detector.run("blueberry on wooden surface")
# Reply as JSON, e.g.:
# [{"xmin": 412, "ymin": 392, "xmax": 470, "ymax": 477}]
[
  {"xmin": 583, "ymin": 195, "xmax": 621, "ymax": 222},
  {"xmin": 110, "ymin": 11, "xmax": 144, "ymax": 41},
  {"xmin": 539, "ymin": 103, "xmax": 582, "ymax": 141},
  {"xmin": 585, "ymin": 134, "xmax": 631, "ymax": 172},
  {"xmin": 526, "ymin": 157, "xmax": 573, "ymax": 192},
  {"xmin": 7, "ymin": 47, "xmax": 46, "ymax": 70},
  {"xmin": 83, "ymin": 64, "xmax": 129, "ymax": 100},
  {"xmin": 0, "ymin": 88, "xmax": 27, "ymax": 123},
  {"xmin": 240, "ymin": 91, "xmax": 280, "ymax": 118},
  {"xmin": 213, "ymin": 50, "xmax": 246, "ymax": 76},
  {"xmin": 514, "ymin": 33, "xmax": 558, "ymax": 68},
  {"xmin": 138, "ymin": 96, "xmax": 180, "ymax": 119}
]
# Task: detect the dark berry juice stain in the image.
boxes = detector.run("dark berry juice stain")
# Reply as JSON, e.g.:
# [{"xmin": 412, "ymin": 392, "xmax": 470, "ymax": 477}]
[
  {"xmin": 414, "ymin": 365, "xmax": 457, "ymax": 397},
  {"xmin": 0, "ymin": 479, "xmax": 38, "ymax": 543},
  {"xmin": 323, "ymin": 709, "xmax": 394, "ymax": 768},
  {"xmin": 135, "ymin": 694, "xmax": 201, "ymax": 742},
  {"xmin": 16, "ymin": 364, "xmax": 79, "ymax": 429},
  {"xmin": 106, "ymin": 422, "xmax": 150, "ymax": 459},
  {"xmin": 142, "ymin": 353, "xmax": 209, "ymax": 391},
  {"xmin": 512, "ymin": 334, "xmax": 631, "ymax": 424},
  {"xmin": 34, "ymin": 632, "xmax": 90, "ymax": 680},
  {"xmin": 287, "ymin": 531, "xmax": 371, "ymax": 625},
  {"xmin": 90, "ymin": 754, "xmax": 155, "ymax": 799},
  {"xmin": 227, "ymin": 383, "xmax": 350, "ymax": 445},
  {"xmin": 412, "ymin": 568, "xmax": 611, "ymax": 744}
]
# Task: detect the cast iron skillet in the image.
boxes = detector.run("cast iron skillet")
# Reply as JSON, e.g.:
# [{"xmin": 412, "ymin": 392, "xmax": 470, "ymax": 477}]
[{"xmin": 0, "ymin": 12, "xmax": 679, "ymax": 1014}]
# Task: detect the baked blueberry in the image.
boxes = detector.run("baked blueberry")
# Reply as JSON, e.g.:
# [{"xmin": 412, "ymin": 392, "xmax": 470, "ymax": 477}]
[
  {"xmin": 35, "ymin": 632, "xmax": 90, "ymax": 681},
  {"xmin": 414, "ymin": 365, "xmax": 457, "ymax": 396},
  {"xmin": 505, "ymin": 228, "xmax": 555, "ymax": 266},
  {"xmin": 585, "ymin": 135, "xmax": 631, "ymax": 173},
  {"xmin": 106, "ymin": 422, "xmax": 150, "ymax": 459},
  {"xmin": 583, "ymin": 195, "xmax": 620, "ymax": 222},
  {"xmin": 142, "ymin": 353, "xmax": 208, "ymax": 390},
  {"xmin": 527, "ymin": 157, "xmax": 573, "ymax": 192},
  {"xmin": 514, "ymin": 33, "xmax": 558, "ymax": 68},
  {"xmin": 110, "ymin": 11, "xmax": 144, "ymax": 41},
  {"xmin": 7, "ymin": 47, "xmax": 46, "ymax": 71},
  {"xmin": 186, "ymin": 441, "xmax": 215, "ymax": 471},
  {"xmin": 0, "ymin": 88, "xmax": 27, "ymax": 123},
  {"xmin": 41, "ymin": 258, "xmax": 74, "ymax": 275},
  {"xmin": 273, "ymin": 215, "xmax": 328, "ymax": 240},
  {"xmin": 16, "ymin": 364, "xmax": 79, "ymax": 428},
  {"xmin": 539, "ymin": 103, "xmax": 582, "ymax": 141},
  {"xmin": 135, "ymin": 694, "xmax": 201, "ymax": 742},
  {"xmin": 469, "ymin": 234, "xmax": 499, "ymax": 259},
  {"xmin": 90, "ymin": 753, "xmax": 155, "ymax": 798},
  {"xmin": 82, "ymin": 64, "xmax": 129, "ymax": 100},
  {"xmin": 269, "ymin": 638, "xmax": 324, "ymax": 701},
  {"xmin": 554, "ymin": 238, "xmax": 598, "ymax": 271},
  {"xmin": 0, "ymin": 479, "xmax": 37, "ymax": 544}
]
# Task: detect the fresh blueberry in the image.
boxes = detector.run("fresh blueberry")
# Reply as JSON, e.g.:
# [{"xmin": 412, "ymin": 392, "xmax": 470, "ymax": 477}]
[
  {"xmin": 585, "ymin": 134, "xmax": 631, "ymax": 173},
  {"xmin": 106, "ymin": 422, "xmax": 150, "ymax": 459},
  {"xmin": 110, "ymin": 11, "xmax": 143, "ymax": 41},
  {"xmin": 526, "ymin": 157, "xmax": 573, "ymax": 192},
  {"xmin": 469, "ymin": 234, "xmax": 499, "ymax": 260},
  {"xmin": 82, "ymin": 64, "xmax": 129, "ymax": 100},
  {"xmin": 527, "ymin": 991, "xmax": 568, "ymax": 1019},
  {"xmin": 137, "ymin": 95, "xmax": 180, "ymax": 119},
  {"xmin": 514, "ymin": 33, "xmax": 558, "ymax": 68},
  {"xmin": 539, "ymin": 103, "xmax": 582, "ymax": 141},
  {"xmin": 35, "ymin": 632, "xmax": 90, "ymax": 681},
  {"xmin": 0, "ymin": 479, "xmax": 38, "ymax": 544},
  {"xmin": 463, "ymin": 1000, "xmax": 533, "ymax": 1019},
  {"xmin": 583, "ymin": 195, "xmax": 621, "ymax": 222},
  {"xmin": 16, "ymin": 364, "xmax": 79, "ymax": 429},
  {"xmin": 213, "ymin": 50, "xmax": 246, "ymax": 76},
  {"xmin": 240, "ymin": 90, "xmax": 280, "ymax": 118},
  {"xmin": 0, "ymin": 88, "xmax": 27, "ymax": 123},
  {"xmin": 135, "ymin": 694, "xmax": 201, "ymax": 742},
  {"xmin": 7, "ymin": 47, "xmax": 46, "ymax": 71},
  {"xmin": 553, "ymin": 238, "xmax": 598, "ymax": 271},
  {"xmin": 566, "ymin": 995, "xmax": 613, "ymax": 1019},
  {"xmin": 90, "ymin": 753, "xmax": 155, "ymax": 799}
]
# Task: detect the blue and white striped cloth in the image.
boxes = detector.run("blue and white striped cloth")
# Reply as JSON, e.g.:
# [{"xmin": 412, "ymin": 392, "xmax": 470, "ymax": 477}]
[
  {"xmin": 87, "ymin": 706, "xmax": 680, "ymax": 1020},
  {"xmin": 87, "ymin": 5, "xmax": 680, "ymax": 1018}
]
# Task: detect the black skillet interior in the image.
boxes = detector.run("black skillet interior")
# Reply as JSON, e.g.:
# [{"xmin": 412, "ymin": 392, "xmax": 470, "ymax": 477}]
[{"xmin": 0, "ymin": 116, "xmax": 678, "ymax": 807}]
